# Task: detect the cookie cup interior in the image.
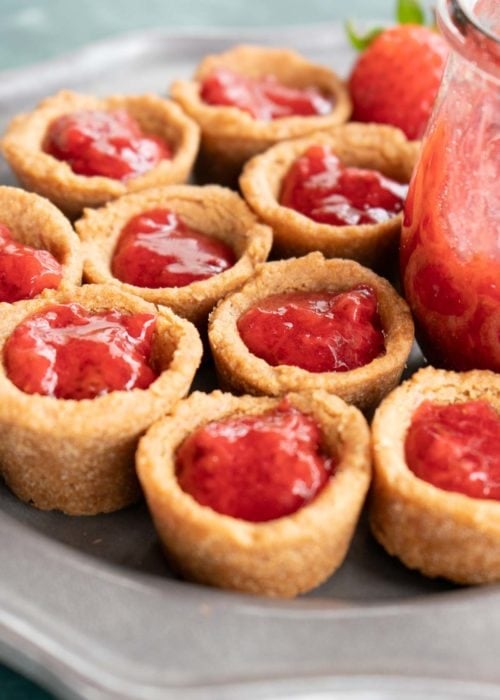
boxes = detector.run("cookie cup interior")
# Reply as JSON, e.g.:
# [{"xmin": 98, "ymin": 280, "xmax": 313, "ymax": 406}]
[
  {"xmin": 0, "ymin": 185, "xmax": 82, "ymax": 291},
  {"xmin": 1, "ymin": 90, "xmax": 200, "ymax": 218},
  {"xmin": 77, "ymin": 184, "xmax": 272, "ymax": 326},
  {"xmin": 239, "ymin": 123, "xmax": 418, "ymax": 268},
  {"xmin": 0, "ymin": 284, "xmax": 202, "ymax": 515},
  {"xmin": 170, "ymin": 44, "xmax": 351, "ymax": 186},
  {"xmin": 370, "ymin": 366, "xmax": 500, "ymax": 584},
  {"xmin": 208, "ymin": 252, "xmax": 414, "ymax": 412},
  {"xmin": 136, "ymin": 389, "xmax": 371, "ymax": 598}
]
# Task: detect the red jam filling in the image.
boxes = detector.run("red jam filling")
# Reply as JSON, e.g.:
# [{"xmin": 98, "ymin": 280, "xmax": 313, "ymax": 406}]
[
  {"xmin": 237, "ymin": 286, "xmax": 385, "ymax": 373},
  {"xmin": 176, "ymin": 399, "xmax": 334, "ymax": 522},
  {"xmin": 111, "ymin": 208, "xmax": 235, "ymax": 289},
  {"xmin": 0, "ymin": 223, "xmax": 62, "ymax": 303},
  {"xmin": 405, "ymin": 400, "xmax": 500, "ymax": 500},
  {"xmin": 280, "ymin": 145, "xmax": 408, "ymax": 226},
  {"xmin": 4, "ymin": 303, "xmax": 157, "ymax": 400},
  {"xmin": 44, "ymin": 109, "xmax": 171, "ymax": 181},
  {"xmin": 200, "ymin": 68, "xmax": 332, "ymax": 121}
]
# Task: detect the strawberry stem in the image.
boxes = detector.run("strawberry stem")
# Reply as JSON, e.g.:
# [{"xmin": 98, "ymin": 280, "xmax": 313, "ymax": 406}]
[
  {"xmin": 346, "ymin": 0, "xmax": 428, "ymax": 52},
  {"xmin": 396, "ymin": 0, "xmax": 426, "ymax": 25},
  {"xmin": 345, "ymin": 21, "xmax": 383, "ymax": 51}
]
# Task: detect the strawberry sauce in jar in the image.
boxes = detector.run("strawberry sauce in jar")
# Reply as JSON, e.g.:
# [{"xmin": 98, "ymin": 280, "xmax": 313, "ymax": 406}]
[{"xmin": 401, "ymin": 0, "xmax": 500, "ymax": 371}]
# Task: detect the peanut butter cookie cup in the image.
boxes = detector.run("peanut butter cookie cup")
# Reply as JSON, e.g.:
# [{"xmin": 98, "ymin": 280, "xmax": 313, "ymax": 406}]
[
  {"xmin": 0, "ymin": 284, "xmax": 202, "ymax": 515},
  {"xmin": 371, "ymin": 367, "xmax": 500, "ymax": 584},
  {"xmin": 171, "ymin": 44, "xmax": 351, "ymax": 186},
  {"xmin": 240, "ymin": 123, "xmax": 418, "ymax": 267},
  {"xmin": 0, "ymin": 186, "xmax": 82, "ymax": 299},
  {"xmin": 2, "ymin": 90, "xmax": 200, "ymax": 217},
  {"xmin": 137, "ymin": 389, "xmax": 371, "ymax": 597},
  {"xmin": 77, "ymin": 185, "xmax": 272, "ymax": 326},
  {"xmin": 208, "ymin": 253, "xmax": 414, "ymax": 412}
]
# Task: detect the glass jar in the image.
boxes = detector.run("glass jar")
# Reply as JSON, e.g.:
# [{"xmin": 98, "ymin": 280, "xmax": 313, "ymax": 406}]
[{"xmin": 401, "ymin": 0, "xmax": 499, "ymax": 371}]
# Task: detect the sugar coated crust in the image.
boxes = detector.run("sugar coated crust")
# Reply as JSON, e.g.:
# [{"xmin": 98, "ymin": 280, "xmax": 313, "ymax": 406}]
[
  {"xmin": 0, "ymin": 284, "xmax": 202, "ymax": 515},
  {"xmin": 0, "ymin": 185, "xmax": 82, "ymax": 292},
  {"xmin": 371, "ymin": 366, "xmax": 500, "ymax": 584},
  {"xmin": 208, "ymin": 252, "xmax": 414, "ymax": 412},
  {"xmin": 1, "ymin": 90, "xmax": 200, "ymax": 217},
  {"xmin": 171, "ymin": 45, "xmax": 352, "ymax": 186},
  {"xmin": 136, "ymin": 389, "xmax": 371, "ymax": 597},
  {"xmin": 239, "ymin": 123, "xmax": 419, "ymax": 268},
  {"xmin": 76, "ymin": 184, "xmax": 272, "ymax": 326}
]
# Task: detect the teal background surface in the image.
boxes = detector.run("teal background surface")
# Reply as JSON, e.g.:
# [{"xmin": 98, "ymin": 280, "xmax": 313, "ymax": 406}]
[
  {"xmin": 0, "ymin": 1, "xmax": 395, "ymax": 698},
  {"xmin": 0, "ymin": 0, "xmax": 400, "ymax": 71}
]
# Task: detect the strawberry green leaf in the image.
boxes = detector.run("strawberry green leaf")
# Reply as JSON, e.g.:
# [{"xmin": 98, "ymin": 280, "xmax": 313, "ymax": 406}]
[
  {"xmin": 396, "ymin": 0, "xmax": 426, "ymax": 25},
  {"xmin": 345, "ymin": 21, "xmax": 383, "ymax": 51}
]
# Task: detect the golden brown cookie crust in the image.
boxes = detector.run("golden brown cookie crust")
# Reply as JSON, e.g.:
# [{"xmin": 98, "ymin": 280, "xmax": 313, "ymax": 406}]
[
  {"xmin": 171, "ymin": 44, "xmax": 352, "ymax": 186},
  {"xmin": 1, "ymin": 90, "xmax": 200, "ymax": 217},
  {"xmin": 0, "ymin": 185, "xmax": 82, "ymax": 292},
  {"xmin": 76, "ymin": 184, "xmax": 272, "ymax": 326},
  {"xmin": 240, "ymin": 123, "xmax": 418, "ymax": 267},
  {"xmin": 208, "ymin": 252, "xmax": 414, "ymax": 412},
  {"xmin": 370, "ymin": 366, "xmax": 500, "ymax": 585},
  {"xmin": 136, "ymin": 389, "xmax": 371, "ymax": 597},
  {"xmin": 0, "ymin": 284, "xmax": 202, "ymax": 515}
]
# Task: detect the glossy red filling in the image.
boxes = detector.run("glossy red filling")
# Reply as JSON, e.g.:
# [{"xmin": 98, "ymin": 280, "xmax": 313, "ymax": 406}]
[
  {"xmin": 4, "ymin": 303, "xmax": 157, "ymax": 400},
  {"xmin": 237, "ymin": 286, "xmax": 385, "ymax": 373},
  {"xmin": 44, "ymin": 109, "xmax": 171, "ymax": 181},
  {"xmin": 200, "ymin": 68, "xmax": 332, "ymax": 121},
  {"xmin": 111, "ymin": 208, "xmax": 235, "ymax": 288},
  {"xmin": 280, "ymin": 145, "xmax": 407, "ymax": 226},
  {"xmin": 0, "ymin": 223, "xmax": 62, "ymax": 303},
  {"xmin": 176, "ymin": 399, "xmax": 333, "ymax": 522},
  {"xmin": 405, "ymin": 400, "xmax": 500, "ymax": 500}
]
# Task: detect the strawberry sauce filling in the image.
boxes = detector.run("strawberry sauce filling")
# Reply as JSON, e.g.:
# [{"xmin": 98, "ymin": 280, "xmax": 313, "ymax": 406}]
[
  {"xmin": 44, "ymin": 109, "xmax": 171, "ymax": 181},
  {"xmin": 111, "ymin": 208, "xmax": 235, "ymax": 289},
  {"xmin": 237, "ymin": 286, "xmax": 385, "ymax": 373},
  {"xmin": 4, "ymin": 303, "xmax": 157, "ymax": 400},
  {"xmin": 0, "ymin": 223, "xmax": 62, "ymax": 303},
  {"xmin": 176, "ymin": 399, "xmax": 334, "ymax": 522},
  {"xmin": 280, "ymin": 145, "xmax": 407, "ymax": 226},
  {"xmin": 200, "ymin": 68, "xmax": 332, "ymax": 121},
  {"xmin": 405, "ymin": 400, "xmax": 500, "ymax": 500}
]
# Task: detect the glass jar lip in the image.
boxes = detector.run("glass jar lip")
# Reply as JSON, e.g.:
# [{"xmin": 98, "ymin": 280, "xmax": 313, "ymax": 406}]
[
  {"xmin": 455, "ymin": 0, "xmax": 499, "ymax": 43},
  {"xmin": 437, "ymin": 0, "xmax": 500, "ymax": 76}
]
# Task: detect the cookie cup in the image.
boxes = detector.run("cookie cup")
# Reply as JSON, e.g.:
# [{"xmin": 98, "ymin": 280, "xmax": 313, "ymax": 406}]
[
  {"xmin": 2, "ymin": 90, "xmax": 200, "ymax": 217},
  {"xmin": 137, "ymin": 389, "xmax": 371, "ymax": 597},
  {"xmin": 370, "ymin": 366, "xmax": 500, "ymax": 584},
  {"xmin": 208, "ymin": 253, "xmax": 414, "ymax": 412},
  {"xmin": 240, "ymin": 123, "xmax": 418, "ymax": 267},
  {"xmin": 0, "ymin": 185, "xmax": 82, "ymax": 292},
  {"xmin": 77, "ymin": 185, "xmax": 272, "ymax": 326},
  {"xmin": 171, "ymin": 44, "xmax": 351, "ymax": 186},
  {"xmin": 0, "ymin": 284, "xmax": 202, "ymax": 515}
]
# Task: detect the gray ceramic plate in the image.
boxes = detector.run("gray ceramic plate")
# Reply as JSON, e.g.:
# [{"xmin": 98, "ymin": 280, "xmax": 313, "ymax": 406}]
[{"xmin": 0, "ymin": 23, "xmax": 499, "ymax": 700}]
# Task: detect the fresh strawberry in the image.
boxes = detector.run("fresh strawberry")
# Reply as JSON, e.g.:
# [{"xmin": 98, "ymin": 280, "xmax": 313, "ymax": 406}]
[{"xmin": 347, "ymin": 1, "xmax": 448, "ymax": 140}]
